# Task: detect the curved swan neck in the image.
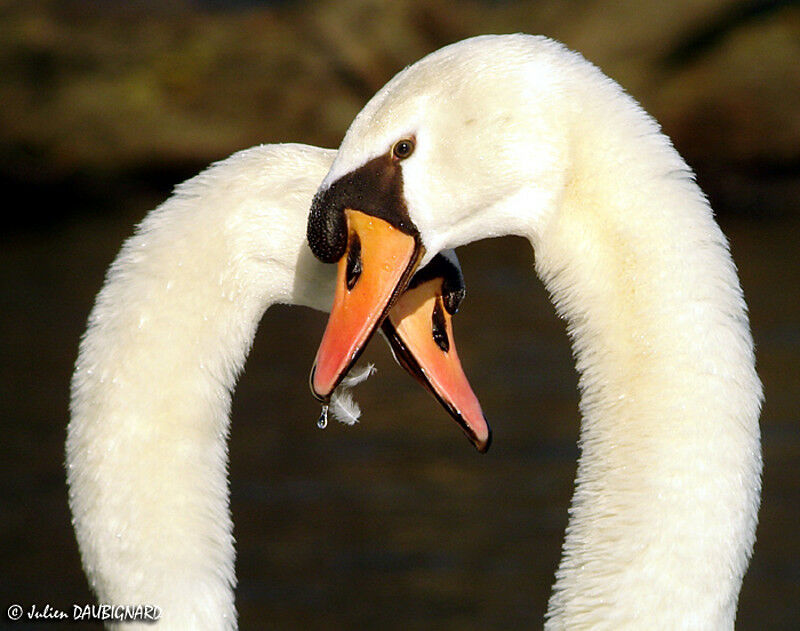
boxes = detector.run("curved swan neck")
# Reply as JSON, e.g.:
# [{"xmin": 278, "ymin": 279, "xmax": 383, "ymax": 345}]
[
  {"xmin": 522, "ymin": 79, "xmax": 763, "ymax": 628},
  {"xmin": 67, "ymin": 145, "xmax": 335, "ymax": 630}
]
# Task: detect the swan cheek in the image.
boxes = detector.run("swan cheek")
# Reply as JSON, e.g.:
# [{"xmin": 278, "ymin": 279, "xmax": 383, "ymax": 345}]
[{"xmin": 310, "ymin": 208, "xmax": 423, "ymax": 400}]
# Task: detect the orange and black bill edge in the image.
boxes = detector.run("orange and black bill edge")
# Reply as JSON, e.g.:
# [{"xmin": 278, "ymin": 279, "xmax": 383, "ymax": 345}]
[
  {"xmin": 310, "ymin": 209, "xmax": 424, "ymax": 400},
  {"xmin": 381, "ymin": 279, "xmax": 492, "ymax": 453}
]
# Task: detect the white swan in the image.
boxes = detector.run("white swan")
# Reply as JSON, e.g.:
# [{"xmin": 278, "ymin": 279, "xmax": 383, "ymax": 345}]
[
  {"xmin": 306, "ymin": 35, "xmax": 763, "ymax": 629},
  {"xmin": 66, "ymin": 143, "xmax": 490, "ymax": 630}
]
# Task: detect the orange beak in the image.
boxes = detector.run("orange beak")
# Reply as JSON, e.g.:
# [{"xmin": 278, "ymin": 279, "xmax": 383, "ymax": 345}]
[
  {"xmin": 382, "ymin": 278, "xmax": 491, "ymax": 453},
  {"xmin": 310, "ymin": 208, "xmax": 423, "ymax": 399}
]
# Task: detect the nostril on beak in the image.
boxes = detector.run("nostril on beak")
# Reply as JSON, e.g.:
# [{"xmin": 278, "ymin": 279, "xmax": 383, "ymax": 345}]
[{"xmin": 346, "ymin": 233, "xmax": 362, "ymax": 290}]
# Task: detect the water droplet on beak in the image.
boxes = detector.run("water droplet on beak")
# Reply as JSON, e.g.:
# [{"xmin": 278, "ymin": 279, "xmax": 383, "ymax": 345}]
[{"xmin": 317, "ymin": 404, "xmax": 329, "ymax": 429}]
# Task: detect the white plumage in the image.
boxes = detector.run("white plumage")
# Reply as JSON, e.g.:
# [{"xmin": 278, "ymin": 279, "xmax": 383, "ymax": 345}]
[{"xmin": 67, "ymin": 143, "xmax": 424, "ymax": 629}]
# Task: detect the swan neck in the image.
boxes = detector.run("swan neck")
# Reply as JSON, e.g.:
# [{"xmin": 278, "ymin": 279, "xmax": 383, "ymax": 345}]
[
  {"xmin": 526, "ymin": 115, "xmax": 762, "ymax": 628},
  {"xmin": 65, "ymin": 148, "xmax": 314, "ymax": 629}
]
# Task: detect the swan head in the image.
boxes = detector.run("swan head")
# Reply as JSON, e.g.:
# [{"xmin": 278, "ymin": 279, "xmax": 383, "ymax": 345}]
[
  {"xmin": 308, "ymin": 35, "xmax": 570, "ymax": 260},
  {"xmin": 307, "ymin": 35, "xmax": 571, "ymax": 446}
]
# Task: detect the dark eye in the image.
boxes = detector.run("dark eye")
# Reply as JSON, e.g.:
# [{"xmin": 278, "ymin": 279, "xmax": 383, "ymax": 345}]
[{"xmin": 392, "ymin": 139, "xmax": 414, "ymax": 160}]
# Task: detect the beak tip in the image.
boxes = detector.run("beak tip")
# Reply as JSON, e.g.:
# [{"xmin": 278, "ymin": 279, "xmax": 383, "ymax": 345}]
[
  {"xmin": 472, "ymin": 418, "xmax": 492, "ymax": 454},
  {"xmin": 309, "ymin": 364, "xmax": 329, "ymax": 402}
]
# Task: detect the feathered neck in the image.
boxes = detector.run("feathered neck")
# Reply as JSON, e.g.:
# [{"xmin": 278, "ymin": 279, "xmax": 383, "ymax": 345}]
[
  {"xmin": 524, "ymin": 80, "xmax": 763, "ymax": 628},
  {"xmin": 66, "ymin": 145, "xmax": 334, "ymax": 630}
]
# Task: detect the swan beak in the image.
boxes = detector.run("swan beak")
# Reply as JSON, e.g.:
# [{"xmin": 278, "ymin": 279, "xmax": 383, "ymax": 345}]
[
  {"xmin": 310, "ymin": 208, "xmax": 423, "ymax": 399},
  {"xmin": 381, "ymin": 279, "xmax": 492, "ymax": 453}
]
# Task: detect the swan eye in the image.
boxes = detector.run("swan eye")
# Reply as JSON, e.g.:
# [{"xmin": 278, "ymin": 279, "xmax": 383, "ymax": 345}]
[
  {"xmin": 431, "ymin": 298, "xmax": 449, "ymax": 353},
  {"xmin": 392, "ymin": 139, "xmax": 414, "ymax": 160},
  {"xmin": 346, "ymin": 232, "xmax": 362, "ymax": 290}
]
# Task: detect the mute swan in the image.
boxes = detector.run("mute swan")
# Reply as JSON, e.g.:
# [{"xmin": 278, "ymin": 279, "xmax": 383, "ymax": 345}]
[
  {"xmin": 307, "ymin": 35, "xmax": 763, "ymax": 629},
  {"xmin": 67, "ymin": 143, "xmax": 489, "ymax": 630}
]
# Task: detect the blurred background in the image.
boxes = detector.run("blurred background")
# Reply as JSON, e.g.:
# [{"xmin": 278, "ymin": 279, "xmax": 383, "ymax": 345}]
[{"xmin": 1, "ymin": 0, "xmax": 798, "ymax": 628}]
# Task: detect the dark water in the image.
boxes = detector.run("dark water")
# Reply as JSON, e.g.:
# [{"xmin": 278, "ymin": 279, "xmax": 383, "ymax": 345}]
[{"xmin": 1, "ymin": 203, "xmax": 798, "ymax": 629}]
